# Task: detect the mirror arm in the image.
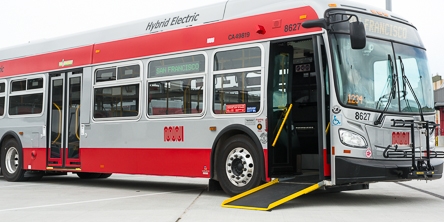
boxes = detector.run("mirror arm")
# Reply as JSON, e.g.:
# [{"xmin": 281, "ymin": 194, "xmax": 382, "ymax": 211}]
[{"xmin": 302, "ymin": 19, "xmax": 328, "ymax": 29}]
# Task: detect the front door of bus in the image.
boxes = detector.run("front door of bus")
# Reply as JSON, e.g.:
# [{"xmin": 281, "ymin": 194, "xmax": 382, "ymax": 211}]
[
  {"xmin": 268, "ymin": 44, "xmax": 300, "ymax": 176},
  {"xmin": 47, "ymin": 71, "xmax": 82, "ymax": 168}
]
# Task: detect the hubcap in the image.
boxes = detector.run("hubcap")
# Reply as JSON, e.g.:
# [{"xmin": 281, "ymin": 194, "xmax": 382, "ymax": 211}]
[
  {"xmin": 5, "ymin": 147, "xmax": 19, "ymax": 174},
  {"xmin": 225, "ymin": 147, "xmax": 254, "ymax": 187}
]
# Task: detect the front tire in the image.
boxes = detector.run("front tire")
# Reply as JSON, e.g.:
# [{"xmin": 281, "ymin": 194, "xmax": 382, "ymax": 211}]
[
  {"xmin": 1, "ymin": 140, "xmax": 27, "ymax": 181},
  {"xmin": 216, "ymin": 135, "xmax": 263, "ymax": 196}
]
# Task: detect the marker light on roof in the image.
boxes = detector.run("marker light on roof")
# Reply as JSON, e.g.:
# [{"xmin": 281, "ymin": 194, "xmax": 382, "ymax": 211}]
[
  {"xmin": 371, "ymin": 10, "xmax": 389, "ymax": 17},
  {"xmin": 328, "ymin": 4, "xmax": 337, "ymax": 8}
]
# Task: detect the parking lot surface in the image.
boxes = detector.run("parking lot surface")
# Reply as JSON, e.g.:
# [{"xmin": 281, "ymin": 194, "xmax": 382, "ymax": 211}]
[{"xmin": 0, "ymin": 170, "xmax": 443, "ymax": 222}]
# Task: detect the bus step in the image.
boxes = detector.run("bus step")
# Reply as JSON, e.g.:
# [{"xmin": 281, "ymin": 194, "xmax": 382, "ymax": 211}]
[{"xmin": 221, "ymin": 179, "xmax": 324, "ymax": 211}]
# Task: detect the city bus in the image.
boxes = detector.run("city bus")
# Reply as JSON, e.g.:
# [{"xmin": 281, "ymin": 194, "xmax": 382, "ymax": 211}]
[{"xmin": 0, "ymin": 0, "xmax": 443, "ymax": 202}]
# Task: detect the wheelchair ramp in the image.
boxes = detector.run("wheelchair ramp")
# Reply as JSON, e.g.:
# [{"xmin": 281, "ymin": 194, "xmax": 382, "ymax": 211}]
[{"xmin": 221, "ymin": 179, "xmax": 324, "ymax": 211}]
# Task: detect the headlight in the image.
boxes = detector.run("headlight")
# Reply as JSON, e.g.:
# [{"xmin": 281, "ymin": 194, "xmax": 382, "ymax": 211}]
[{"xmin": 339, "ymin": 129, "xmax": 368, "ymax": 148}]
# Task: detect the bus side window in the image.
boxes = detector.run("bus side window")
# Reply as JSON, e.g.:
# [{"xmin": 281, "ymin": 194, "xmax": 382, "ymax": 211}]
[
  {"xmin": 147, "ymin": 54, "xmax": 206, "ymax": 117},
  {"xmin": 93, "ymin": 64, "xmax": 141, "ymax": 120},
  {"xmin": 213, "ymin": 47, "xmax": 262, "ymax": 114}
]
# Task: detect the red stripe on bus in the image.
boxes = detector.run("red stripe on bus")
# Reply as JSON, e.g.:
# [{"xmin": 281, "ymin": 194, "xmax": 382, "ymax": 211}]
[
  {"xmin": 81, "ymin": 148, "xmax": 212, "ymax": 178},
  {"xmin": 0, "ymin": 7, "xmax": 319, "ymax": 77},
  {"xmin": 0, "ymin": 46, "xmax": 93, "ymax": 77},
  {"xmin": 23, "ymin": 148, "xmax": 212, "ymax": 177},
  {"xmin": 24, "ymin": 147, "xmax": 270, "ymax": 180},
  {"xmin": 263, "ymin": 149, "xmax": 270, "ymax": 181},
  {"xmin": 93, "ymin": 7, "xmax": 320, "ymax": 63},
  {"xmin": 23, "ymin": 148, "xmax": 47, "ymax": 170},
  {"xmin": 323, "ymin": 148, "xmax": 331, "ymax": 177}
]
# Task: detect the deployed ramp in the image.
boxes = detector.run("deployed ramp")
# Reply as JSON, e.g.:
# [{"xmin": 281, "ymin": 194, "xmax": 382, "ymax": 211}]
[{"xmin": 221, "ymin": 179, "xmax": 325, "ymax": 211}]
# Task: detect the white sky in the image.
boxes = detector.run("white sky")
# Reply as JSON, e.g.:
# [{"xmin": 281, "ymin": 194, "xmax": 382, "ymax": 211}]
[{"xmin": 0, "ymin": 0, "xmax": 442, "ymax": 75}]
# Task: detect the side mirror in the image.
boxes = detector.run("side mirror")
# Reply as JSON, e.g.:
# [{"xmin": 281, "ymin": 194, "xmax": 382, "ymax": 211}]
[
  {"xmin": 303, "ymin": 14, "xmax": 367, "ymax": 50},
  {"xmin": 350, "ymin": 21, "xmax": 366, "ymax": 49}
]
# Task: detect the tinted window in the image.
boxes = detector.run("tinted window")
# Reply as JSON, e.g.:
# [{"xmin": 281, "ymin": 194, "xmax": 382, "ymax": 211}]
[
  {"xmin": 214, "ymin": 47, "xmax": 261, "ymax": 71},
  {"xmin": 0, "ymin": 83, "xmax": 5, "ymax": 93},
  {"xmin": 94, "ymin": 84, "xmax": 139, "ymax": 118},
  {"xmin": 117, "ymin": 65, "xmax": 140, "ymax": 80},
  {"xmin": 96, "ymin": 68, "xmax": 117, "ymax": 83},
  {"xmin": 148, "ymin": 77, "xmax": 204, "ymax": 115},
  {"xmin": 212, "ymin": 47, "xmax": 262, "ymax": 114},
  {"xmin": 9, "ymin": 93, "xmax": 43, "ymax": 115}
]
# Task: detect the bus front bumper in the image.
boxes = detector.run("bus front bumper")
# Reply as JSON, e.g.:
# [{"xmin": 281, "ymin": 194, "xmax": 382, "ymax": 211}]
[{"xmin": 335, "ymin": 157, "xmax": 444, "ymax": 184}]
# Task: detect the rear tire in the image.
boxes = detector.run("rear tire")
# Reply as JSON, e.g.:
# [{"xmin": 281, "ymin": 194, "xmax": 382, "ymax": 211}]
[
  {"xmin": 1, "ymin": 140, "xmax": 27, "ymax": 181},
  {"xmin": 98, "ymin": 173, "xmax": 112, "ymax": 178},
  {"xmin": 216, "ymin": 135, "xmax": 263, "ymax": 196},
  {"xmin": 76, "ymin": 172, "xmax": 102, "ymax": 179}
]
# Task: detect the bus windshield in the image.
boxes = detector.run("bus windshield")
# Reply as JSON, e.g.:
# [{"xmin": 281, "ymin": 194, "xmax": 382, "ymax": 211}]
[{"xmin": 331, "ymin": 34, "xmax": 434, "ymax": 113}]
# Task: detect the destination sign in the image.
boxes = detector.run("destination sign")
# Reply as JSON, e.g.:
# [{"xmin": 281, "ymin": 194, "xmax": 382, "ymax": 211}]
[
  {"xmin": 362, "ymin": 18, "xmax": 407, "ymax": 39},
  {"xmin": 155, "ymin": 61, "xmax": 200, "ymax": 76},
  {"xmin": 149, "ymin": 54, "xmax": 205, "ymax": 78},
  {"xmin": 330, "ymin": 10, "xmax": 423, "ymax": 47}
]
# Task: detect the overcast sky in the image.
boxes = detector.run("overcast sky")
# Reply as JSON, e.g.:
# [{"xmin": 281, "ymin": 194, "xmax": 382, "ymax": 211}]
[{"xmin": 0, "ymin": 0, "xmax": 442, "ymax": 75}]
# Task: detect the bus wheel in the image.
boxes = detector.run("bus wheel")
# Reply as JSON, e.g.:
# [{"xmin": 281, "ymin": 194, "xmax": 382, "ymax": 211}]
[
  {"xmin": 216, "ymin": 135, "xmax": 263, "ymax": 196},
  {"xmin": 76, "ymin": 172, "xmax": 102, "ymax": 179},
  {"xmin": 98, "ymin": 173, "xmax": 112, "ymax": 178},
  {"xmin": 1, "ymin": 140, "xmax": 27, "ymax": 181}
]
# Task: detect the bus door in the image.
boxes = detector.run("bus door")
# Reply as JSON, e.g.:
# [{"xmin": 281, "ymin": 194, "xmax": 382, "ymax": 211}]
[
  {"xmin": 268, "ymin": 43, "xmax": 299, "ymax": 176},
  {"xmin": 268, "ymin": 37, "xmax": 325, "ymax": 179},
  {"xmin": 47, "ymin": 71, "xmax": 82, "ymax": 168}
]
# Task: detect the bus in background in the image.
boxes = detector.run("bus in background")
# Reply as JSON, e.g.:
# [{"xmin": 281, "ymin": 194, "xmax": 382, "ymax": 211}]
[{"xmin": 0, "ymin": 0, "xmax": 443, "ymax": 203}]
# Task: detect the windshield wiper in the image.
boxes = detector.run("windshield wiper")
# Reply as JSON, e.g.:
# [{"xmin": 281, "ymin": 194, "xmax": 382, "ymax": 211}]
[
  {"xmin": 399, "ymin": 56, "xmax": 412, "ymax": 112},
  {"xmin": 374, "ymin": 54, "xmax": 397, "ymax": 125},
  {"xmin": 400, "ymin": 67, "xmax": 412, "ymax": 111},
  {"xmin": 398, "ymin": 56, "xmax": 424, "ymax": 121}
]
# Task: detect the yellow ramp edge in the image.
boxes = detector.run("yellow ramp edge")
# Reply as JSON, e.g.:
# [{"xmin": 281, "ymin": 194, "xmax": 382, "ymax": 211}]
[
  {"xmin": 221, "ymin": 179, "xmax": 280, "ymax": 208},
  {"xmin": 221, "ymin": 180, "xmax": 325, "ymax": 211}
]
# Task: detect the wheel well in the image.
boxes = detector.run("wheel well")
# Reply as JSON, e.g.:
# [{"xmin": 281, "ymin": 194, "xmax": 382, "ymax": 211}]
[
  {"xmin": 0, "ymin": 132, "xmax": 22, "ymax": 166},
  {"xmin": 210, "ymin": 125, "xmax": 265, "ymax": 182}
]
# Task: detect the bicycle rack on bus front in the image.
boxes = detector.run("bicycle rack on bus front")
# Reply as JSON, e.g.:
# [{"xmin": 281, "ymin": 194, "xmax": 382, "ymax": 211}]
[{"xmin": 383, "ymin": 119, "xmax": 444, "ymax": 179}]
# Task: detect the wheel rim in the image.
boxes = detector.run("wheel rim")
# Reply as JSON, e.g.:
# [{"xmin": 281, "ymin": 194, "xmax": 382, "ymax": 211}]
[
  {"xmin": 225, "ymin": 147, "xmax": 254, "ymax": 187},
  {"xmin": 5, "ymin": 147, "xmax": 19, "ymax": 174}
]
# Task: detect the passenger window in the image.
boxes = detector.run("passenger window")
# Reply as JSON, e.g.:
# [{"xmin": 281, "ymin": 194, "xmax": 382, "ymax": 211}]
[
  {"xmin": 147, "ymin": 54, "xmax": 206, "ymax": 117},
  {"xmin": 148, "ymin": 77, "xmax": 204, "ymax": 115},
  {"xmin": 9, "ymin": 77, "xmax": 44, "ymax": 115},
  {"xmin": 93, "ymin": 64, "xmax": 141, "ymax": 120},
  {"xmin": 213, "ymin": 47, "xmax": 262, "ymax": 114}
]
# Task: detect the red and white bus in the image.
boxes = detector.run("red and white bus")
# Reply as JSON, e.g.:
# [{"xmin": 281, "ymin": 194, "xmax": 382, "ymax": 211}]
[{"xmin": 0, "ymin": 0, "xmax": 443, "ymax": 197}]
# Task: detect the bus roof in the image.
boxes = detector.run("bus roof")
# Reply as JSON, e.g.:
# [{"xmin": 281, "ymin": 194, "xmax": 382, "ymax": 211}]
[{"xmin": 0, "ymin": 0, "xmax": 410, "ymax": 63}]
